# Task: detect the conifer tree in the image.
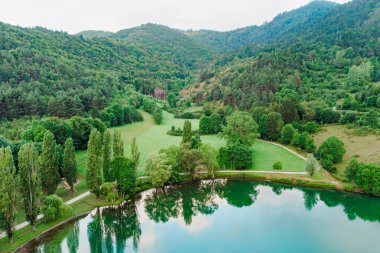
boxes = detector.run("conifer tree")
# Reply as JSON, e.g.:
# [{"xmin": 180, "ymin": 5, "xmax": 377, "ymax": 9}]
[
  {"xmin": 62, "ymin": 138, "xmax": 77, "ymax": 193},
  {"xmin": 40, "ymin": 131, "xmax": 60, "ymax": 194},
  {"xmin": 0, "ymin": 147, "xmax": 18, "ymax": 243},
  {"xmin": 103, "ymin": 130, "xmax": 112, "ymax": 182},
  {"xmin": 18, "ymin": 143, "xmax": 42, "ymax": 231},
  {"xmin": 86, "ymin": 129, "xmax": 103, "ymax": 199},
  {"xmin": 113, "ymin": 130, "xmax": 124, "ymax": 157}
]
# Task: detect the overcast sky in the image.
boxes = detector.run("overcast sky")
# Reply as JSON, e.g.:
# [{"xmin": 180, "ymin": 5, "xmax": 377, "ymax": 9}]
[{"xmin": 0, "ymin": 0, "xmax": 350, "ymax": 34}]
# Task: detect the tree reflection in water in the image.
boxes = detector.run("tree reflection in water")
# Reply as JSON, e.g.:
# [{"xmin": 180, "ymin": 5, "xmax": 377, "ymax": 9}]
[{"xmin": 28, "ymin": 180, "xmax": 380, "ymax": 253}]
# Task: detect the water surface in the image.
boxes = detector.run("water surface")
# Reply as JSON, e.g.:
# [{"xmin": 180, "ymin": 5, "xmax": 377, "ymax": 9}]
[{"xmin": 28, "ymin": 180, "xmax": 380, "ymax": 253}]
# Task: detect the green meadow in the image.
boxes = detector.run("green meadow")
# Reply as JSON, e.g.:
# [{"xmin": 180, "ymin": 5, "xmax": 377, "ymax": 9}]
[{"xmin": 76, "ymin": 110, "xmax": 305, "ymax": 176}]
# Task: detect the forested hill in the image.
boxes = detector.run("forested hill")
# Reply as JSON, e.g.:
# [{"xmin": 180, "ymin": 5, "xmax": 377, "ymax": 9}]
[
  {"xmin": 185, "ymin": 1, "xmax": 338, "ymax": 52},
  {"xmin": 187, "ymin": 0, "xmax": 380, "ymax": 124},
  {"xmin": 81, "ymin": 24, "xmax": 213, "ymax": 69},
  {"xmin": 0, "ymin": 22, "xmax": 193, "ymax": 119}
]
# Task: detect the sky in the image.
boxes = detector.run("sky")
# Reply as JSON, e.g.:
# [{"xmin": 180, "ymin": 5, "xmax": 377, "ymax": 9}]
[{"xmin": 0, "ymin": 0, "xmax": 350, "ymax": 34}]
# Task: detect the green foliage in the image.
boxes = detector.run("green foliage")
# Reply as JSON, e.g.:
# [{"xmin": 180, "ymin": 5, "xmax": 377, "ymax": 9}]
[
  {"xmin": 317, "ymin": 136, "xmax": 346, "ymax": 164},
  {"xmin": 146, "ymin": 153, "xmax": 172, "ymax": 188},
  {"xmin": 0, "ymin": 22, "xmax": 192, "ymax": 120},
  {"xmin": 265, "ymin": 112, "xmax": 284, "ymax": 141},
  {"xmin": 218, "ymin": 144, "xmax": 253, "ymax": 170},
  {"xmin": 191, "ymin": 134, "xmax": 202, "ymax": 149},
  {"xmin": 86, "ymin": 129, "xmax": 103, "ymax": 199},
  {"xmin": 304, "ymin": 154, "xmax": 319, "ymax": 176},
  {"xmin": 354, "ymin": 163, "xmax": 380, "ymax": 196},
  {"xmin": 167, "ymin": 92, "xmax": 178, "ymax": 108},
  {"xmin": 0, "ymin": 147, "xmax": 18, "ymax": 242},
  {"xmin": 219, "ymin": 111, "xmax": 259, "ymax": 146},
  {"xmin": 280, "ymin": 124, "xmax": 297, "ymax": 145},
  {"xmin": 62, "ymin": 138, "xmax": 77, "ymax": 193},
  {"xmin": 40, "ymin": 131, "xmax": 60, "ymax": 194},
  {"xmin": 42, "ymin": 194, "xmax": 64, "ymax": 223},
  {"xmin": 181, "ymin": 120, "xmax": 193, "ymax": 144},
  {"xmin": 199, "ymin": 113, "xmax": 222, "ymax": 134},
  {"xmin": 292, "ymin": 132, "xmax": 315, "ymax": 152},
  {"xmin": 18, "ymin": 143, "xmax": 42, "ymax": 229},
  {"xmin": 131, "ymin": 137, "xmax": 140, "ymax": 173},
  {"xmin": 304, "ymin": 121, "xmax": 318, "ymax": 134},
  {"xmin": 321, "ymin": 155, "xmax": 335, "ymax": 173},
  {"xmin": 110, "ymin": 157, "xmax": 136, "ymax": 195},
  {"xmin": 101, "ymin": 182, "xmax": 119, "ymax": 202},
  {"xmin": 345, "ymin": 158, "xmax": 360, "ymax": 182},
  {"xmin": 102, "ymin": 130, "xmax": 112, "ymax": 182},
  {"xmin": 273, "ymin": 161, "xmax": 283, "ymax": 170},
  {"xmin": 113, "ymin": 130, "xmax": 124, "ymax": 157},
  {"xmin": 159, "ymin": 145, "xmax": 182, "ymax": 184},
  {"xmin": 199, "ymin": 144, "xmax": 219, "ymax": 177}
]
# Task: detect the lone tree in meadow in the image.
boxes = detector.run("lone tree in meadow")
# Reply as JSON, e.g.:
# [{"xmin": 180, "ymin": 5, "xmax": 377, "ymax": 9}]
[
  {"xmin": 103, "ymin": 129, "xmax": 112, "ymax": 182},
  {"xmin": 62, "ymin": 138, "xmax": 77, "ymax": 193},
  {"xmin": 182, "ymin": 120, "xmax": 192, "ymax": 144},
  {"xmin": 40, "ymin": 131, "xmax": 60, "ymax": 194},
  {"xmin": 86, "ymin": 129, "xmax": 103, "ymax": 199},
  {"xmin": 131, "ymin": 137, "xmax": 140, "ymax": 173},
  {"xmin": 304, "ymin": 154, "xmax": 320, "ymax": 176},
  {"xmin": 18, "ymin": 143, "xmax": 42, "ymax": 231},
  {"xmin": 219, "ymin": 111, "xmax": 259, "ymax": 146},
  {"xmin": 0, "ymin": 147, "xmax": 18, "ymax": 243},
  {"xmin": 113, "ymin": 130, "xmax": 124, "ymax": 157}
]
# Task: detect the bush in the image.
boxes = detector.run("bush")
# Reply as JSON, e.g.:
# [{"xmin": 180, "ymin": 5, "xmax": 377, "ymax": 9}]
[
  {"xmin": 218, "ymin": 144, "xmax": 252, "ymax": 170},
  {"xmin": 292, "ymin": 132, "xmax": 315, "ymax": 152},
  {"xmin": 317, "ymin": 136, "xmax": 346, "ymax": 163},
  {"xmin": 304, "ymin": 121, "xmax": 318, "ymax": 134},
  {"xmin": 101, "ymin": 182, "xmax": 119, "ymax": 202},
  {"xmin": 321, "ymin": 156, "xmax": 335, "ymax": 173},
  {"xmin": 280, "ymin": 124, "xmax": 296, "ymax": 145},
  {"xmin": 42, "ymin": 194, "xmax": 64, "ymax": 222},
  {"xmin": 273, "ymin": 161, "xmax": 283, "ymax": 170}
]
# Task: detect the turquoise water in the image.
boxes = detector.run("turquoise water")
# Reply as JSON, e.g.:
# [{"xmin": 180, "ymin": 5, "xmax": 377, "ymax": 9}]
[{"xmin": 28, "ymin": 180, "xmax": 380, "ymax": 253}]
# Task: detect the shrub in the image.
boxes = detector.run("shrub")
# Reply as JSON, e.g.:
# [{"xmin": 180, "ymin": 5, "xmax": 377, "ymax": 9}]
[
  {"xmin": 280, "ymin": 124, "xmax": 296, "ymax": 145},
  {"xmin": 273, "ymin": 161, "xmax": 283, "ymax": 170},
  {"xmin": 101, "ymin": 182, "xmax": 119, "ymax": 202},
  {"xmin": 317, "ymin": 136, "xmax": 346, "ymax": 163},
  {"xmin": 218, "ymin": 144, "xmax": 252, "ymax": 170},
  {"xmin": 321, "ymin": 155, "xmax": 335, "ymax": 173},
  {"xmin": 42, "ymin": 194, "xmax": 64, "ymax": 222}
]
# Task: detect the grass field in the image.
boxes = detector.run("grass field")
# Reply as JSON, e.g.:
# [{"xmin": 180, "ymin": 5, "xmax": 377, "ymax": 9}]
[
  {"xmin": 313, "ymin": 124, "xmax": 380, "ymax": 176},
  {"xmin": 76, "ymin": 110, "xmax": 305, "ymax": 175}
]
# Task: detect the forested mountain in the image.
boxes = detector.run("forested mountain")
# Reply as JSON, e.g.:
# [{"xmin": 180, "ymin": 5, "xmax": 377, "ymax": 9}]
[
  {"xmin": 77, "ymin": 30, "xmax": 113, "ymax": 39},
  {"xmin": 81, "ymin": 23, "xmax": 213, "ymax": 69},
  {"xmin": 183, "ymin": 0, "xmax": 380, "ymax": 129},
  {"xmin": 186, "ymin": 1, "xmax": 338, "ymax": 52},
  {"xmin": 0, "ymin": 22, "xmax": 194, "ymax": 120}
]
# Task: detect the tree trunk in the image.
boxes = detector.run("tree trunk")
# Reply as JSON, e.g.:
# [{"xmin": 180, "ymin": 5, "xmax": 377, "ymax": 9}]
[{"xmin": 8, "ymin": 228, "xmax": 14, "ymax": 244}]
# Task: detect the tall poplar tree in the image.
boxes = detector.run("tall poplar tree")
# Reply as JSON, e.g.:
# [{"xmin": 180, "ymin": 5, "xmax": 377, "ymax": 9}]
[
  {"xmin": 103, "ymin": 130, "xmax": 112, "ymax": 182},
  {"xmin": 62, "ymin": 138, "xmax": 77, "ymax": 193},
  {"xmin": 131, "ymin": 137, "xmax": 140, "ymax": 173},
  {"xmin": 0, "ymin": 147, "xmax": 18, "ymax": 243},
  {"xmin": 18, "ymin": 143, "xmax": 42, "ymax": 231},
  {"xmin": 113, "ymin": 130, "xmax": 124, "ymax": 157},
  {"xmin": 86, "ymin": 129, "xmax": 103, "ymax": 199},
  {"xmin": 181, "ymin": 120, "xmax": 192, "ymax": 144},
  {"xmin": 40, "ymin": 131, "xmax": 60, "ymax": 194}
]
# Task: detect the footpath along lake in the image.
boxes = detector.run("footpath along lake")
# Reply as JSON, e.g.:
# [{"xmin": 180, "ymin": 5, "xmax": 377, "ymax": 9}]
[{"xmin": 24, "ymin": 180, "xmax": 380, "ymax": 253}]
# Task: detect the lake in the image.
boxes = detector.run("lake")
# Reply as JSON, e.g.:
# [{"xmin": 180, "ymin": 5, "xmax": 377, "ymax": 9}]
[{"xmin": 26, "ymin": 180, "xmax": 380, "ymax": 253}]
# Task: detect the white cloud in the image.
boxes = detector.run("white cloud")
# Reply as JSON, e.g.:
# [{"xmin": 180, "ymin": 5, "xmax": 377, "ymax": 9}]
[{"xmin": 0, "ymin": 0, "xmax": 350, "ymax": 34}]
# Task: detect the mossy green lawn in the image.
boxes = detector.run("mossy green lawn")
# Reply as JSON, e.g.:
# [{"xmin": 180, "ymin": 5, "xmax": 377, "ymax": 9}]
[{"xmin": 76, "ymin": 110, "xmax": 305, "ymax": 176}]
